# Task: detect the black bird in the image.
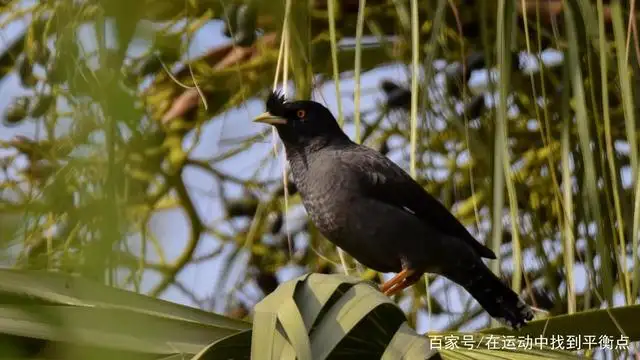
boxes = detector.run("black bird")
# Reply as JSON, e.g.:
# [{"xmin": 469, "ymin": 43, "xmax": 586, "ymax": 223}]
[{"xmin": 253, "ymin": 91, "xmax": 534, "ymax": 329}]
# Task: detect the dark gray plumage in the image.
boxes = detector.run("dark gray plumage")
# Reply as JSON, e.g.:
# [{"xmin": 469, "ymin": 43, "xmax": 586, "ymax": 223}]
[{"xmin": 253, "ymin": 91, "xmax": 533, "ymax": 330}]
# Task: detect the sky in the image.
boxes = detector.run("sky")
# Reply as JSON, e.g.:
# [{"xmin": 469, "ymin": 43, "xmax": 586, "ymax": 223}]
[{"xmin": 0, "ymin": 5, "xmax": 590, "ymax": 334}]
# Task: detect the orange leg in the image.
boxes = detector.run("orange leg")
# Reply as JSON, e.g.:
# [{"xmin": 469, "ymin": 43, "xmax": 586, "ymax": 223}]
[
  {"xmin": 384, "ymin": 276, "xmax": 420, "ymax": 296},
  {"xmin": 380, "ymin": 269, "xmax": 416, "ymax": 295},
  {"xmin": 384, "ymin": 272, "xmax": 420, "ymax": 296}
]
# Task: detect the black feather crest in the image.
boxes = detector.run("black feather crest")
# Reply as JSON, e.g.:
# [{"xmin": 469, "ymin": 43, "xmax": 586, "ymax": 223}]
[{"xmin": 266, "ymin": 90, "xmax": 288, "ymax": 116}]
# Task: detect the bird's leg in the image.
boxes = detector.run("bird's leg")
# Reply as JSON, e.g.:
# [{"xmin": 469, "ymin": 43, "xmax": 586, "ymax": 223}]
[
  {"xmin": 383, "ymin": 281, "xmax": 406, "ymax": 296},
  {"xmin": 379, "ymin": 269, "xmax": 410, "ymax": 293},
  {"xmin": 384, "ymin": 270, "xmax": 421, "ymax": 296},
  {"xmin": 380, "ymin": 269, "xmax": 415, "ymax": 295}
]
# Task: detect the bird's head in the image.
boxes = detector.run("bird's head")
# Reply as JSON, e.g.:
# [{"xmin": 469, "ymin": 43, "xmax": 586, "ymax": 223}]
[{"xmin": 253, "ymin": 91, "xmax": 349, "ymax": 150}]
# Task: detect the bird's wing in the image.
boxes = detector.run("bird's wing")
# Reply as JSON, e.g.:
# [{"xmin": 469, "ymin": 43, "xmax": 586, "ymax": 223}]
[{"xmin": 338, "ymin": 146, "xmax": 496, "ymax": 259}]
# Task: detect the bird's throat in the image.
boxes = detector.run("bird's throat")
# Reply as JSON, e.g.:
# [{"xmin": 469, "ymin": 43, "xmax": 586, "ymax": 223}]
[{"xmin": 282, "ymin": 134, "xmax": 351, "ymax": 157}]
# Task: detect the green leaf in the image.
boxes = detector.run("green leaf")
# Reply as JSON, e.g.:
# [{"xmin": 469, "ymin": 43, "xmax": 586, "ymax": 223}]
[
  {"xmin": 250, "ymin": 274, "xmax": 580, "ymax": 359},
  {"xmin": 253, "ymin": 276, "xmax": 310, "ymax": 359},
  {"xmin": 0, "ymin": 304, "xmax": 222, "ymax": 355},
  {"xmin": 0, "ymin": 269, "xmax": 250, "ymax": 357},
  {"xmin": 0, "ymin": 269, "xmax": 250, "ymax": 330},
  {"xmin": 381, "ymin": 322, "xmax": 435, "ymax": 360},
  {"xmin": 251, "ymin": 273, "xmax": 407, "ymax": 359},
  {"xmin": 308, "ymin": 279, "xmax": 401, "ymax": 358},
  {"xmin": 0, "ymin": 271, "xmax": 602, "ymax": 359},
  {"xmin": 481, "ymin": 304, "xmax": 640, "ymax": 342},
  {"xmin": 191, "ymin": 330, "xmax": 252, "ymax": 360}
]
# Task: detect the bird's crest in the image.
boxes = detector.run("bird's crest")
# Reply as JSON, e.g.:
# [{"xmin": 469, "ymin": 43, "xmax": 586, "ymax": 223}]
[{"xmin": 266, "ymin": 90, "xmax": 288, "ymax": 117}]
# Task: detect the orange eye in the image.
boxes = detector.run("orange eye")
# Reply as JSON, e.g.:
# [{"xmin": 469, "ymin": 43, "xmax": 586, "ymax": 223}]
[{"xmin": 296, "ymin": 110, "xmax": 306, "ymax": 119}]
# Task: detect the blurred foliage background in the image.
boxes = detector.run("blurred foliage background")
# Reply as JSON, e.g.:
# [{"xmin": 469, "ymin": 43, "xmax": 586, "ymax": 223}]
[{"xmin": 0, "ymin": 0, "xmax": 639, "ymax": 357}]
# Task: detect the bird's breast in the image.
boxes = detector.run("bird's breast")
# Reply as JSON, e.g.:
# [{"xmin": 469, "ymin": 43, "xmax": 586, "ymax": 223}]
[
  {"xmin": 289, "ymin": 161, "xmax": 354, "ymax": 236},
  {"xmin": 300, "ymin": 191, "xmax": 348, "ymax": 235}
]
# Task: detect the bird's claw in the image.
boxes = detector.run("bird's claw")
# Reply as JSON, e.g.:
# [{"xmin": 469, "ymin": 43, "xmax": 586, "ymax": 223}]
[
  {"xmin": 380, "ymin": 268, "xmax": 418, "ymax": 296},
  {"xmin": 382, "ymin": 280, "xmax": 406, "ymax": 296}
]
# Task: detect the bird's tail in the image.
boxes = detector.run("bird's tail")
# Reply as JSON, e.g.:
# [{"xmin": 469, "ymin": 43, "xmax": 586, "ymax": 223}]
[{"xmin": 445, "ymin": 261, "xmax": 534, "ymax": 330}]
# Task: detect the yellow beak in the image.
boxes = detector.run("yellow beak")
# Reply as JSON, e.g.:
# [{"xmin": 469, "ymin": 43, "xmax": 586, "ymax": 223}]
[{"xmin": 253, "ymin": 112, "xmax": 287, "ymax": 125}]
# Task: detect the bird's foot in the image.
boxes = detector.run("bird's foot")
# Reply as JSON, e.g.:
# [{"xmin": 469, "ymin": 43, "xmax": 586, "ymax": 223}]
[
  {"xmin": 383, "ymin": 280, "xmax": 407, "ymax": 296},
  {"xmin": 380, "ymin": 269, "xmax": 418, "ymax": 296}
]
